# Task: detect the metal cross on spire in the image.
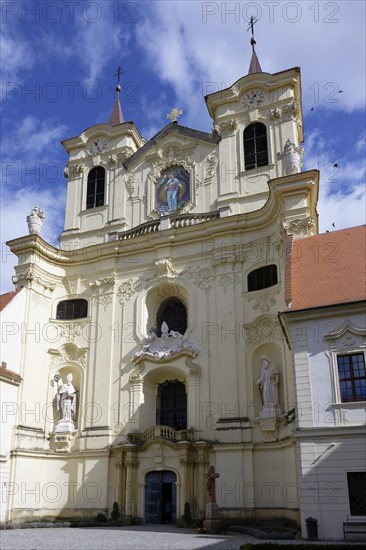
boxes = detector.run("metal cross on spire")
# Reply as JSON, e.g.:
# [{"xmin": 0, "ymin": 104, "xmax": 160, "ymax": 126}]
[
  {"xmin": 113, "ymin": 65, "xmax": 124, "ymax": 101},
  {"xmin": 247, "ymin": 15, "xmax": 258, "ymax": 51},
  {"xmin": 246, "ymin": 15, "xmax": 262, "ymax": 74},
  {"xmin": 108, "ymin": 65, "xmax": 124, "ymax": 126},
  {"xmin": 114, "ymin": 66, "xmax": 124, "ymax": 84}
]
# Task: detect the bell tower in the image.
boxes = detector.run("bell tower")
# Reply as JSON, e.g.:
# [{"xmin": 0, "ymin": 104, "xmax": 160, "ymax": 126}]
[
  {"xmin": 59, "ymin": 67, "xmax": 145, "ymax": 250},
  {"xmin": 205, "ymin": 17, "xmax": 306, "ymax": 216}
]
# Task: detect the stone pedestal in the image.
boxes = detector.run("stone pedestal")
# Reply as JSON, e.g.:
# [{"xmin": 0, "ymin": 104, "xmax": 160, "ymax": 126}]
[
  {"xmin": 50, "ymin": 431, "xmax": 75, "ymax": 452},
  {"xmin": 55, "ymin": 420, "xmax": 76, "ymax": 433},
  {"xmin": 203, "ymin": 502, "xmax": 220, "ymax": 532},
  {"xmin": 258, "ymin": 403, "xmax": 283, "ymax": 419},
  {"xmin": 255, "ymin": 404, "xmax": 283, "ymax": 442}
]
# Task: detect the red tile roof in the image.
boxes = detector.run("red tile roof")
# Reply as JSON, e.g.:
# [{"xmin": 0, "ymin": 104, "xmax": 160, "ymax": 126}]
[
  {"xmin": 0, "ymin": 290, "xmax": 19, "ymax": 311},
  {"xmin": 287, "ymin": 225, "xmax": 366, "ymax": 311},
  {"xmin": 0, "ymin": 366, "xmax": 22, "ymax": 383}
]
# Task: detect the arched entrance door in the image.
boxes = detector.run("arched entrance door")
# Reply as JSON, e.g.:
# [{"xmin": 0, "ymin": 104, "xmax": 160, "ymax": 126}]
[{"xmin": 145, "ymin": 470, "xmax": 177, "ymax": 524}]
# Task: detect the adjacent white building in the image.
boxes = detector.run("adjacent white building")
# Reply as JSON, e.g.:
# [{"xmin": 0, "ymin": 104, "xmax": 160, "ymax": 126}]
[{"xmin": 281, "ymin": 227, "xmax": 366, "ymax": 539}]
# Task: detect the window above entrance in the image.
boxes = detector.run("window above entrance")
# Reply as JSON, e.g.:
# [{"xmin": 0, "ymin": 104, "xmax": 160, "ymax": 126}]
[
  {"xmin": 156, "ymin": 297, "xmax": 187, "ymax": 336},
  {"xmin": 156, "ymin": 380, "xmax": 187, "ymax": 431}
]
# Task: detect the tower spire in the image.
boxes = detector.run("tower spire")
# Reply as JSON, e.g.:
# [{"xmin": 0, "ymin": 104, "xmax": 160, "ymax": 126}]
[
  {"xmin": 108, "ymin": 65, "xmax": 124, "ymax": 126},
  {"xmin": 247, "ymin": 16, "xmax": 262, "ymax": 74}
]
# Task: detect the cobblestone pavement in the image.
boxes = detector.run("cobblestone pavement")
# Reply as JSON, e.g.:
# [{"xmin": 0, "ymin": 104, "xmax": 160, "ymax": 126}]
[{"xmin": 1, "ymin": 525, "xmax": 257, "ymax": 550}]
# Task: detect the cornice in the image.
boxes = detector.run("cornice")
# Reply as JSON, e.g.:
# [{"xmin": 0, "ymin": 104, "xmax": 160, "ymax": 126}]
[
  {"xmin": 271, "ymin": 169, "xmax": 319, "ymax": 204},
  {"xmin": 281, "ymin": 300, "xmax": 366, "ymax": 322},
  {"xmin": 295, "ymin": 425, "xmax": 366, "ymax": 439},
  {"xmin": 61, "ymin": 121, "xmax": 144, "ymax": 153},
  {"xmin": 7, "ymin": 175, "xmax": 311, "ymax": 268},
  {"xmin": 10, "ymin": 448, "xmax": 110, "ymax": 459}
]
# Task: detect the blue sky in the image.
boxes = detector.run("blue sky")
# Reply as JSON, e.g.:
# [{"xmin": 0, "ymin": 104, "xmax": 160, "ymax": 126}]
[{"xmin": 1, "ymin": 0, "xmax": 365, "ymax": 293}]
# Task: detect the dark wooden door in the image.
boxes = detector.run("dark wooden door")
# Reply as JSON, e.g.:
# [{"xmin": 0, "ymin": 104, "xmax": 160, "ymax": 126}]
[{"xmin": 145, "ymin": 471, "xmax": 177, "ymax": 524}]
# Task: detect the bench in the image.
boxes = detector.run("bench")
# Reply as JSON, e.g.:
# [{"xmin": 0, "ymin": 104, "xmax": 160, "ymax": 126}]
[{"xmin": 343, "ymin": 516, "xmax": 366, "ymax": 540}]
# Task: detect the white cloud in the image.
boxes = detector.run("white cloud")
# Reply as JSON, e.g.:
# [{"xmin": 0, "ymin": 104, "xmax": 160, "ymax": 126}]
[
  {"xmin": 0, "ymin": 29, "xmax": 35, "ymax": 100},
  {"xmin": 76, "ymin": 24, "xmax": 130, "ymax": 83},
  {"xmin": 304, "ymin": 129, "xmax": 366, "ymax": 232},
  {"xmin": 317, "ymin": 184, "xmax": 366, "ymax": 232},
  {"xmin": 3, "ymin": 115, "xmax": 68, "ymax": 158},
  {"xmin": 355, "ymin": 131, "xmax": 366, "ymax": 154},
  {"xmin": 1, "ymin": 116, "xmax": 69, "ymax": 196},
  {"xmin": 0, "ymin": 31, "xmax": 34, "ymax": 81},
  {"xmin": 136, "ymin": 0, "xmax": 365, "ymax": 124},
  {"xmin": 20, "ymin": 117, "xmax": 68, "ymax": 156},
  {"xmin": 39, "ymin": 3, "xmax": 131, "ymax": 83},
  {"xmin": 139, "ymin": 92, "xmax": 170, "ymax": 138},
  {"xmin": 0, "ymin": 114, "xmax": 68, "ymax": 293}
]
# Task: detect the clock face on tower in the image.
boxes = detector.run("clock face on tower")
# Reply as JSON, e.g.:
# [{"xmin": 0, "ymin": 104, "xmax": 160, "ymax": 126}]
[
  {"xmin": 241, "ymin": 89, "xmax": 265, "ymax": 109},
  {"xmin": 88, "ymin": 138, "xmax": 108, "ymax": 155}
]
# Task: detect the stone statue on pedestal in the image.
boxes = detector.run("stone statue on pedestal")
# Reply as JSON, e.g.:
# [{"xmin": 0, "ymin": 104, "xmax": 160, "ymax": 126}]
[
  {"xmin": 256, "ymin": 355, "xmax": 279, "ymax": 405},
  {"xmin": 255, "ymin": 356, "xmax": 283, "ymax": 442},
  {"xmin": 55, "ymin": 373, "xmax": 77, "ymax": 433}
]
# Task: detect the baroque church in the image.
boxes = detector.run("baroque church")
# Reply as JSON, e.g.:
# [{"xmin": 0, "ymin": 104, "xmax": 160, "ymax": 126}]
[{"xmin": 1, "ymin": 30, "xmax": 365, "ymax": 540}]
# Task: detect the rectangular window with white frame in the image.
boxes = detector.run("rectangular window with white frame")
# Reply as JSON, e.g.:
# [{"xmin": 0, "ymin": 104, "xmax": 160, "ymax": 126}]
[{"xmin": 337, "ymin": 353, "xmax": 366, "ymax": 402}]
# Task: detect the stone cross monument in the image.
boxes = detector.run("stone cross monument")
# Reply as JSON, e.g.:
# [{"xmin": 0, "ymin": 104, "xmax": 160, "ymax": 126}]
[{"xmin": 203, "ymin": 465, "xmax": 220, "ymax": 532}]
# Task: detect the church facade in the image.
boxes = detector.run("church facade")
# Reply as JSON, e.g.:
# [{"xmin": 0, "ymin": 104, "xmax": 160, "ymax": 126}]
[{"xmin": 3, "ymin": 42, "xmax": 365, "ymax": 539}]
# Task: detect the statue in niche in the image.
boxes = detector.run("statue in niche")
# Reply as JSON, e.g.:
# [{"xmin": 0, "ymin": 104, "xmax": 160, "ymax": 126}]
[
  {"xmin": 57, "ymin": 373, "xmax": 77, "ymax": 423},
  {"xmin": 256, "ymin": 356, "xmax": 280, "ymax": 405}
]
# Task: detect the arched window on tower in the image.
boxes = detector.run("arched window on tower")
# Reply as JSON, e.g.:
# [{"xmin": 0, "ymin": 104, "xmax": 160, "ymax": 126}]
[
  {"xmin": 156, "ymin": 297, "xmax": 187, "ymax": 337},
  {"xmin": 244, "ymin": 122, "xmax": 268, "ymax": 170},
  {"xmin": 156, "ymin": 380, "xmax": 187, "ymax": 430},
  {"xmin": 86, "ymin": 166, "xmax": 105, "ymax": 209}
]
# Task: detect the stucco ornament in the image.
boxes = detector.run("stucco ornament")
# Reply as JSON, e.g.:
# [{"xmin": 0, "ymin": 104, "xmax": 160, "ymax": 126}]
[
  {"xmin": 205, "ymin": 153, "xmax": 218, "ymax": 182},
  {"xmin": 26, "ymin": 206, "xmax": 45, "ymax": 235},
  {"xmin": 134, "ymin": 322, "xmax": 201, "ymax": 363},
  {"xmin": 118, "ymin": 278, "xmax": 141, "ymax": 305},
  {"xmin": 283, "ymin": 216, "xmax": 314, "ymax": 238},
  {"xmin": 215, "ymin": 118, "xmax": 237, "ymax": 136},
  {"xmin": 155, "ymin": 258, "xmax": 178, "ymax": 279},
  {"xmin": 270, "ymin": 107, "xmax": 281, "ymax": 119}
]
